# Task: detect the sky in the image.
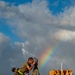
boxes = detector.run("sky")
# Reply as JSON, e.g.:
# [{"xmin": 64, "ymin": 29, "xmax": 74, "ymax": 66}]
[{"xmin": 0, "ymin": 0, "xmax": 75, "ymax": 75}]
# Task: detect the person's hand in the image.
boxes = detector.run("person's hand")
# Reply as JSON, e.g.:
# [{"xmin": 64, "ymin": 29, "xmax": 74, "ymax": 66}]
[{"xmin": 33, "ymin": 61, "xmax": 36, "ymax": 65}]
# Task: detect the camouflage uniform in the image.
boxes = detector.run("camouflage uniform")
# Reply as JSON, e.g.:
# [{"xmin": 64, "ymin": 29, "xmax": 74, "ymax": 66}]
[
  {"xmin": 18, "ymin": 62, "xmax": 31, "ymax": 75},
  {"xmin": 32, "ymin": 63, "xmax": 40, "ymax": 75},
  {"xmin": 32, "ymin": 69, "xmax": 40, "ymax": 75}
]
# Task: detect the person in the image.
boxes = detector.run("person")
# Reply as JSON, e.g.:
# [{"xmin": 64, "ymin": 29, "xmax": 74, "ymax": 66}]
[
  {"xmin": 32, "ymin": 58, "xmax": 40, "ymax": 75},
  {"xmin": 18, "ymin": 57, "xmax": 35, "ymax": 75},
  {"xmin": 11, "ymin": 67, "xmax": 19, "ymax": 75}
]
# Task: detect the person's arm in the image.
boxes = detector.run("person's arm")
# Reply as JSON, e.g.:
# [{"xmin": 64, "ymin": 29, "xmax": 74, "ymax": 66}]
[
  {"xmin": 14, "ymin": 71, "xmax": 18, "ymax": 75},
  {"xmin": 27, "ymin": 64, "xmax": 34, "ymax": 71},
  {"xmin": 27, "ymin": 62, "xmax": 35, "ymax": 71}
]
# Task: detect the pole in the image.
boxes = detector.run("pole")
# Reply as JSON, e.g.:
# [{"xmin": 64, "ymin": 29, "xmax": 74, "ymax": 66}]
[{"xmin": 61, "ymin": 63, "xmax": 63, "ymax": 75}]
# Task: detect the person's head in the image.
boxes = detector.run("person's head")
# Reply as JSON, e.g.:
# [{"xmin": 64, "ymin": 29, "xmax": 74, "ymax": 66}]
[
  {"xmin": 33, "ymin": 58, "xmax": 38, "ymax": 70},
  {"xmin": 34, "ymin": 58, "xmax": 38, "ymax": 65},
  {"xmin": 11, "ymin": 67, "xmax": 16, "ymax": 72},
  {"xmin": 28, "ymin": 57, "xmax": 34, "ymax": 64}
]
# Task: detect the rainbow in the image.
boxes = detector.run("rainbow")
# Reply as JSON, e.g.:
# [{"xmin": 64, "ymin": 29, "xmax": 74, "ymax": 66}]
[
  {"xmin": 38, "ymin": 31, "xmax": 65, "ymax": 70},
  {"xmin": 39, "ymin": 43, "xmax": 62, "ymax": 70}
]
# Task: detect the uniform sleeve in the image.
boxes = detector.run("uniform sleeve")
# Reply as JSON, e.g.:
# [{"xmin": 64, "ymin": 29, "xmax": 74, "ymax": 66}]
[{"xmin": 22, "ymin": 62, "xmax": 28, "ymax": 67}]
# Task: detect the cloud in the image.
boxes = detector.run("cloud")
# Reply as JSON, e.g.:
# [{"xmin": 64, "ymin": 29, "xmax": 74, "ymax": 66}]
[
  {"xmin": 0, "ymin": 33, "xmax": 35, "ymax": 75},
  {"xmin": 14, "ymin": 41, "xmax": 36, "ymax": 57},
  {"xmin": 0, "ymin": 0, "xmax": 75, "ymax": 75},
  {"xmin": 54, "ymin": 30, "xmax": 75, "ymax": 42},
  {"xmin": 0, "ymin": 1, "xmax": 7, "ymax": 8},
  {"xmin": 0, "ymin": 32, "xmax": 14, "ymax": 75},
  {"xmin": 59, "ymin": 6, "xmax": 75, "ymax": 26}
]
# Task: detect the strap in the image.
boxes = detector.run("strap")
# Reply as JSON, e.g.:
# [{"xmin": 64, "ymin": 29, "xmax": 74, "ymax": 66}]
[{"xmin": 18, "ymin": 70, "xmax": 23, "ymax": 75}]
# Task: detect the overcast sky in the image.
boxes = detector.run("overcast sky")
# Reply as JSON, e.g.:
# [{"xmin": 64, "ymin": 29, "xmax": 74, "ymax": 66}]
[{"xmin": 0, "ymin": 0, "xmax": 75, "ymax": 75}]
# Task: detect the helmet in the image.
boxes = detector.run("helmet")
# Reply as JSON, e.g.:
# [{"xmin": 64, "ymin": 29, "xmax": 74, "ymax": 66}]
[
  {"xmin": 34, "ymin": 57, "xmax": 38, "ymax": 63},
  {"xmin": 11, "ymin": 67, "xmax": 16, "ymax": 72}
]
